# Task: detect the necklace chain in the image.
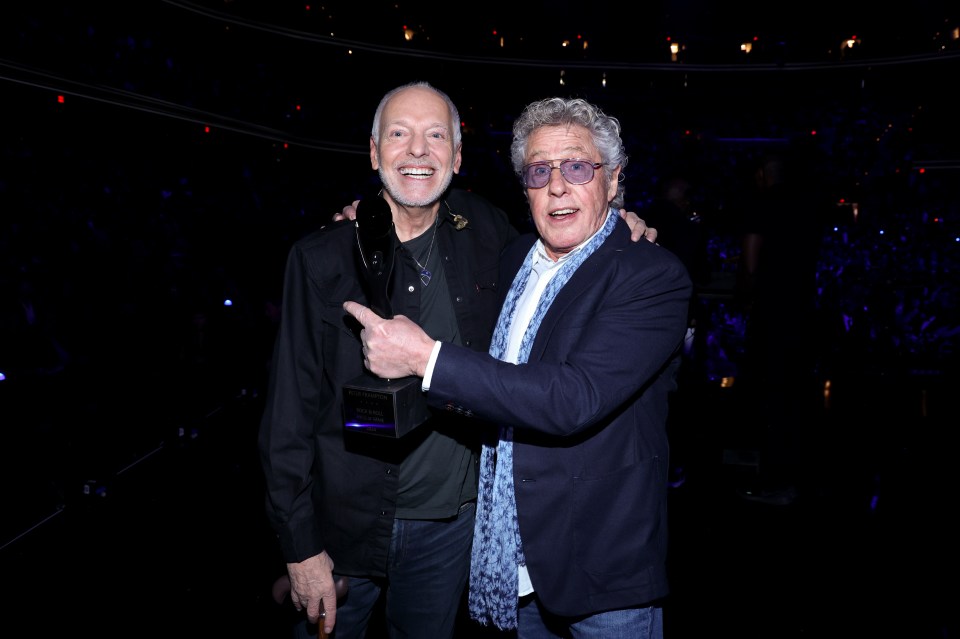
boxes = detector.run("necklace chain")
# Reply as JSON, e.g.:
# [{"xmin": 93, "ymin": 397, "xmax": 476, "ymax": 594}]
[{"xmin": 410, "ymin": 214, "xmax": 439, "ymax": 287}]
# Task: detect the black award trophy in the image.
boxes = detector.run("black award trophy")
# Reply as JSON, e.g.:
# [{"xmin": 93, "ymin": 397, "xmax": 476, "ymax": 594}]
[{"xmin": 342, "ymin": 196, "xmax": 431, "ymax": 437}]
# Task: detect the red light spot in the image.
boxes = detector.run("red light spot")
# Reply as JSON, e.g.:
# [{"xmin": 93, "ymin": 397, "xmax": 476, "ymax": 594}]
[
  {"xmin": 809, "ymin": 130, "xmax": 817, "ymax": 136},
  {"xmin": 57, "ymin": 95, "xmax": 65, "ymax": 103},
  {"xmin": 492, "ymin": 30, "xmax": 498, "ymax": 35},
  {"xmin": 296, "ymin": 104, "xmax": 301, "ymax": 111},
  {"xmin": 204, "ymin": 126, "xmax": 210, "ymax": 133},
  {"xmin": 918, "ymin": 167, "xmax": 926, "ymax": 173}
]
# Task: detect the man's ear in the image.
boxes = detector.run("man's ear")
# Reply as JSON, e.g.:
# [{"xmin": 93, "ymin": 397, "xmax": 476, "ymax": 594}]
[
  {"xmin": 608, "ymin": 165, "xmax": 622, "ymax": 202},
  {"xmin": 369, "ymin": 137, "xmax": 379, "ymax": 170},
  {"xmin": 452, "ymin": 143, "xmax": 463, "ymax": 175}
]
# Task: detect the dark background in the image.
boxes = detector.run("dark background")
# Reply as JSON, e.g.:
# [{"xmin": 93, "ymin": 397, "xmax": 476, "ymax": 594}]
[{"xmin": 1, "ymin": 2, "xmax": 958, "ymax": 636}]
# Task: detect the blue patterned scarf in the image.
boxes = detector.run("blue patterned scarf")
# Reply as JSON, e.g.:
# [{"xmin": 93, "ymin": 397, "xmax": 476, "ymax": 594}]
[{"xmin": 468, "ymin": 208, "xmax": 619, "ymax": 630}]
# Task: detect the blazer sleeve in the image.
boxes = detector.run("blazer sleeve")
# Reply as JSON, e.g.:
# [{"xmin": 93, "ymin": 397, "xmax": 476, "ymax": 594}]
[
  {"xmin": 427, "ymin": 238, "xmax": 692, "ymax": 437},
  {"xmin": 257, "ymin": 239, "xmax": 327, "ymax": 562}
]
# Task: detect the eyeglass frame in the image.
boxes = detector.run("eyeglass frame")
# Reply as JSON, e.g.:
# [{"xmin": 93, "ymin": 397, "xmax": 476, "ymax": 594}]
[{"xmin": 520, "ymin": 158, "xmax": 605, "ymax": 189}]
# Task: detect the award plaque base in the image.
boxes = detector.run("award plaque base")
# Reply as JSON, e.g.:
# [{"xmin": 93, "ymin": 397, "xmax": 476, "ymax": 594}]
[{"xmin": 343, "ymin": 373, "xmax": 431, "ymax": 437}]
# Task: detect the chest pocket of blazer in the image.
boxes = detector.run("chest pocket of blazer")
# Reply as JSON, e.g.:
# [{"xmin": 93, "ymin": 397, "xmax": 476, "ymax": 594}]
[
  {"xmin": 532, "ymin": 302, "xmax": 601, "ymax": 360},
  {"xmin": 540, "ymin": 304, "xmax": 596, "ymax": 342}
]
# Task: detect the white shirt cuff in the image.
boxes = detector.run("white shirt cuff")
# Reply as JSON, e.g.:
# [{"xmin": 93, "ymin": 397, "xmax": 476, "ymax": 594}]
[{"xmin": 422, "ymin": 341, "xmax": 442, "ymax": 391}]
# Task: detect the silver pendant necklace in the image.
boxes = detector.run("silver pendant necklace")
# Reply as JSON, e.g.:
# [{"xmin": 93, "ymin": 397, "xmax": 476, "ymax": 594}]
[{"xmin": 410, "ymin": 214, "xmax": 439, "ymax": 287}]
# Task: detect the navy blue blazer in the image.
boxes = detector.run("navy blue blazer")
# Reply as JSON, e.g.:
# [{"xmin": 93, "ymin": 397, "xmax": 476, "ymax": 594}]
[{"xmin": 428, "ymin": 217, "xmax": 692, "ymax": 617}]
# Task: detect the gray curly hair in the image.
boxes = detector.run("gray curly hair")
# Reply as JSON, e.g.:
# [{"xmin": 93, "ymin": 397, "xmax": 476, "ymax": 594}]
[{"xmin": 510, "ymin": 97, "xmax": 628, "ymax": 209}]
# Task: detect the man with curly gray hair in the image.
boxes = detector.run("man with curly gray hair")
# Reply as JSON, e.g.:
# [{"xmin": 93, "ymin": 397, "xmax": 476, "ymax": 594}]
[{"xmin": 509, "ymin": 96, "xmax": 630, "ymax": 210}]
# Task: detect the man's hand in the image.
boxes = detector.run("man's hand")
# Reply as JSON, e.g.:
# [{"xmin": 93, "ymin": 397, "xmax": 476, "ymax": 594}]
[
  {"xmin": 287, "ymin": 552, "xmax": 338, "ymax": 636},
  {"xmin": 332, "ymin": 199, "xmax": 360, "ymax": 223},
  {"xmin": 619, "ymin": 209, "xmax": 658, "ymax": 243},
  {"xmin": 343, "ymin": 301, "xmax": 435, "ymax": 379}
]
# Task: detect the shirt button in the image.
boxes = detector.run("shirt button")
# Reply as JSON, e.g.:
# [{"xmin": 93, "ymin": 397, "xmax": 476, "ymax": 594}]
[
  {"xmin": 408, "ymin": 285, "xmax": 415, "ymax": 293},
  {"xmin": 455, "ymin": 296, "xmax": 463, "ymax": 303}
]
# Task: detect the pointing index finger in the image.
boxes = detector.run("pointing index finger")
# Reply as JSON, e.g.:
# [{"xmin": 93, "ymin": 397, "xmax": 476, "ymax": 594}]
[{"xmin": 344, "ymin": 301, "xmax": 373, "ymax": 327}]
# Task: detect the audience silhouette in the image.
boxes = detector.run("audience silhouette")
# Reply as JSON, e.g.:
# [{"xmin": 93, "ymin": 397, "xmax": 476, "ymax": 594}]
[{"xmin": 733, "ymin": 145, "xmax": 830, "ymax": 505}]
